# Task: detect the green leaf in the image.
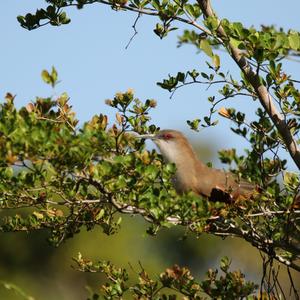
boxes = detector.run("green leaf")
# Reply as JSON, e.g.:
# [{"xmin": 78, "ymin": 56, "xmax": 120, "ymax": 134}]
[
  {"xmin": 204, "ymin": 16, "xmax": 218, "ymax": 31},
  {"xmin": 220, "ymin": 256, "xmax": 230, "ymax": 272},
  {"xmin": 187, "ymin": 118, "xmax": 201, "ymax": 131},
  {"xmin": 288, "ymin": 32, "xmax": 300, "ymax": 50},
  {"xmin": 165, "ymin": 163, "xmax": 176, "ymax": 174},
  {"xmin": 253, "ymin": 48, "xmax": 264, "ymax": 63},
  {"xmin": 188, "ymin": 69, "xmax": 199, "ymax": 81},
  {"xmin": 229, "ymin": 37, "xmax": 243, "ymax": 49},
  {"xmin": 145, "ymin": 165, "xmax": 159, "ymax": 179},
  {"xmin": 95, "ymin": 209, "xmax": 105, "ymax": 221},
  {"xmin": 200, "ymin": 72, "xmax": 209, "ymax": 80},
  {"xmin": 176, "ymin": 72, "xmax": 185, "ymax": 82},
  {"xmin": 41, "ymin": 67, "xmax": 58, "ymax": 87},
  {"xmin": 212, "ymin": 54, "xmax": 220, "ymax": 69},
  {"xmin": 151, "ymin": 0, "xmax": 160, "ymax": 11},
  {"xmin": 184, "ymin": 4, "xmax": 201, "ymax": 19},
  {"xmin": 283, "ymin": 171, "xmax": 299, "ymax": 189},
  {"xmin": 51, "ymin": 66, "xmax": 58, "ymax": 83},
  {"xmin": 200, "ymin": 39, "xmax": 213, "ymax": 57},
  {"xmin": 17, "ymin": 15, "xmax": 26, "ymax": 26},
  {"xmin": 41, "ymin": 70, "xmax": 51, "ymax": 85},
  {"xmin": 4, "ymin": 167, "xmax": 14, "ymax": 179},
  {"xmin": 248, "ymin": 32, "xmax": 259, "ymax": 44}
]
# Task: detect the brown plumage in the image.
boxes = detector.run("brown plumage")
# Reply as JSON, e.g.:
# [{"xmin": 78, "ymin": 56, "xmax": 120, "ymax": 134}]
[{"xmin": 139, "ymin": 129, "xmax": 255, "ymax": 203}]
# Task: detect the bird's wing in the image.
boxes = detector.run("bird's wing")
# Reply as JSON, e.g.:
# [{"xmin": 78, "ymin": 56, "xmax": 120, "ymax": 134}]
[
  {"xmin": 193, "ymin": 164, "xmax": 256, "ymax": 203},
  {"xmin": 209, "ymin": 187, "xmax": 233, "ymax": 204},
  {"xmin": 207, "ymin": 171, "xmax": 256, "ymax": 202},
  {"xmin": 232, "ymin": 179, "xmax": 257, "ymax": 201}
]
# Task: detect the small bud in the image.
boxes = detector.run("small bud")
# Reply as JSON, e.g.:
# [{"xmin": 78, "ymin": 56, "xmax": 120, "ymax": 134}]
[
  {"xmin": 6, "ymin": 150, "xmax": 18, "ymax": 164},
  {"xmin": 62, "ymin": 104, "xmax": 69, "ymax": 113},
  {"xmin": 33, "ymin": 211, "xmax": 44, "ymax": 220},
  {"xmin": 5, "ymin": 93, "xmax": 15, "ymax": 105},
  {"xmin": 105, "ymin": 99, "xmax": 113, "ymax": 106},
  {"xmin": 116, "ymin": 112, "xmax": 123, "ymax": 125},
  {"xmin": 112, "ymin": 124, "xmax": 118, "ymax": 136},
  {"xmin": 57, "ymin": 92, "xmax": 69, "ymax": 106},
  {"xmin": 218, "ymin": 107, "xmax": 231, "ymax": 119},
  {"xmin": 99, "ymin": 114, "xmax": 108, "ymax": 129},
  {"xmin": 26, "ymin": 103, "xmax": 35, "ymax": 113},
  {"xmin": 140, "ymin": 150, "xmax": 150, "ymax": 164},
  {"xmin": 149, "ymin": 99, "xmax": 157, "ymax": 108},
  {"xmin": 115, "ymin": 92, "xmax": 124, "ymax": 101},
  {"xmin": 127, "ymin": 88, "xmax": 134, "ymax": 95},
  {"xmin": 55, "ymin": 209, "xmax": 64, "ymax": 217},
  {"xmin": 5, "ymin": 93, "xmax": 15, "ymax": 101}
]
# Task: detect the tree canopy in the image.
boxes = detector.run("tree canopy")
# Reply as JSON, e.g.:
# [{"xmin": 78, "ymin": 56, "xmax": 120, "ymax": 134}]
[{"xmin": 1, "ymin": 0, "xmax": 300, "ymax": 299}]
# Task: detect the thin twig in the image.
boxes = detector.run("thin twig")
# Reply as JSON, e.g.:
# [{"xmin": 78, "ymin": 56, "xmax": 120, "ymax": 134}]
[
  {"xmin": 125, "ymin": 13, "xmax": 141, "ymax": 49},
  {"xmin": 287, "ymin": 267, "xmax": 300, "ymax": 300}
]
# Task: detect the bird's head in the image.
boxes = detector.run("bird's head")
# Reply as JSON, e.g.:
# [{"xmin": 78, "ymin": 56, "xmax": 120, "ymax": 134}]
[{"xmin": 137, "ymin": 129, "xmax": 191, "ymax": 163}]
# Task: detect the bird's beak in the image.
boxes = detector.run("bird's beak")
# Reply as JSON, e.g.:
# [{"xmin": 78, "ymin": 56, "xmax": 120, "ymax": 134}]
[{"xmin": 135, "ymin": 133, "xmax": 156, "ymax": 140}]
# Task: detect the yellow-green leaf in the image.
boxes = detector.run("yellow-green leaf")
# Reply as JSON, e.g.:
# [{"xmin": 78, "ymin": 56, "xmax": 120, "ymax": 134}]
[
  {"xmin": 51, "ymin": 66, "xmax": 58, "ymax": 83},
  {"xmin": 229, "ymin": 37, "xmax": 243, "ymax": 49},
  {"xmin": 200, "ymin": 39, "xmax": 213, "ymax": 57},
  {"xmin": 41, "ymin": 70, "xmax": 51, "ymax": 84},
  {"xmin": 212, "ymin": 54, "xmax": 220, "ymax": 69},
  {"xmin": 288, "ymin": 32, "xmax": 300, "ymax": 50},
  {"xmin": 33, "ymin": 211, "xmax": 44, "ymax": 220}
]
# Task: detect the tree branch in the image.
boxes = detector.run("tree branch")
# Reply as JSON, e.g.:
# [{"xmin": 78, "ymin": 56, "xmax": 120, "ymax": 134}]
[
  {"xmin": 65, "ymin": 0, "xmax": 212, "ymax": 36},
  {"xmin": 197, "ymin": 0, "xmax": 300, "ymax": 170},
  {"xmin": 68, "ymin": 183, "xmax": 300, "ymax": 272}
]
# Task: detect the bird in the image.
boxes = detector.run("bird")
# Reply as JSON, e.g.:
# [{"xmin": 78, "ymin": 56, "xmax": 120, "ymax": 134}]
[{"xmin": 138, "ymin": 129, "xmax": 255, "ymax": 203}]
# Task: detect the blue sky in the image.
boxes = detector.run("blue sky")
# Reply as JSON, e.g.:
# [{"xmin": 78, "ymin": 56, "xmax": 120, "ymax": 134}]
[{"xmin": 1, "ymin": 1, "xmax": 300, "ymax": 170}]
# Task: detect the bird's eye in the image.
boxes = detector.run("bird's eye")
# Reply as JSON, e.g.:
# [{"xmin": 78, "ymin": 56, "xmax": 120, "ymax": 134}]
[{"xmin": 162, "ymin": 133, "xmax": 173, "ymax": 140}]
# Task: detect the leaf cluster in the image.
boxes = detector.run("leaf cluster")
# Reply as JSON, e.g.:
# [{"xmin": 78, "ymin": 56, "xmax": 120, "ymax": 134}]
[
  {"xmin": 0, "ymin": 78, "xmax": 215, "ymax": 245},
  {"xmin": 1, "ymin": 73, "xmax": 299, "ymax": 278},
  {"xmin": 11, "ymin": 0, "xmax": 300, "ymax": 297},
  {"xmin": 73, "ymin": 253, "xmax": 258, "ymax": 299}
]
